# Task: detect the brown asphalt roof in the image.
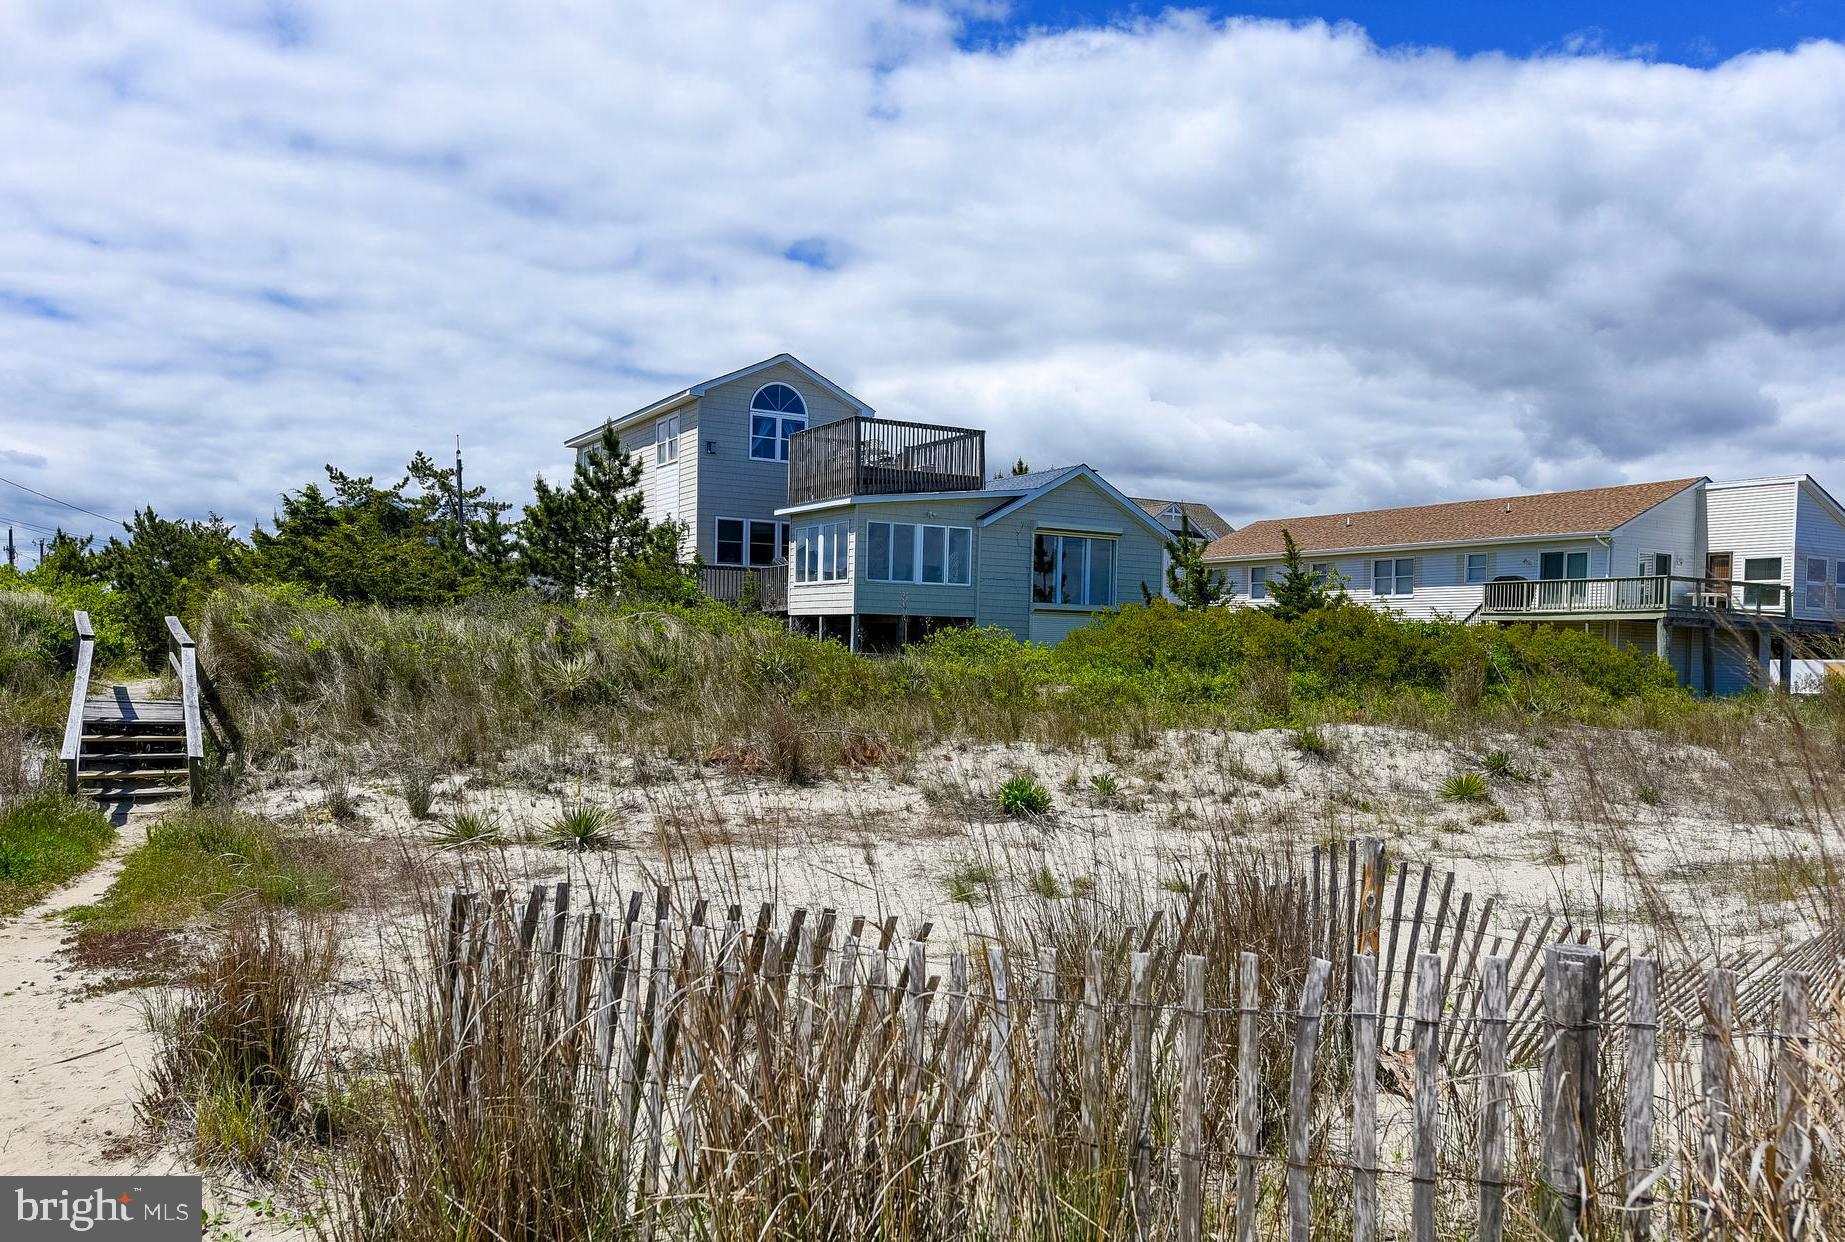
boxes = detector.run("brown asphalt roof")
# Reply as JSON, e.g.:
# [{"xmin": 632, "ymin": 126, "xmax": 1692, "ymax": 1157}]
[
  {"xmin": 1203, "ymin": 478, "xmax": 1705, "ymax": 561},
  {"xmin": 1130, "ymin": 497, "xmax": 1232, "ymax": 539}
]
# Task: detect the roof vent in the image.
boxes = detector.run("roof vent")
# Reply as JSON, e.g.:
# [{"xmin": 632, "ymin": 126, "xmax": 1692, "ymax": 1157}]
[
  {"xmin": 1344, "ymin": 516, "xmax": 1353, "ymax": 527},
  {"xmin": 1504, "ymin": 502, "xmax": 1512, "ymax": 513}
]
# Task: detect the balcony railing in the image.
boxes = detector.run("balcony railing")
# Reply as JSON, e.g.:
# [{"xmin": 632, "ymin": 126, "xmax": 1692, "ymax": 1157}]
[
  {"xmin": 688, "ymin": 563, "xmax": 787, "ymax": 613},
  {"xmin": 787, "ymin": 416, "xmax": 986, "ymax": 507},
  {"xmin": 1480, "ymin": 574, "xmax": 1791, "ymax": 617}
]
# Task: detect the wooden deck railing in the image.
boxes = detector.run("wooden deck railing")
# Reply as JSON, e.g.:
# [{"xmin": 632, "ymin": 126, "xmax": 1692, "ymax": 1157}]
[
  {"xmin": 59, "ymin": 611, "xmax": 94, "ymax": 795},
  {"xmin": 166, "ymin": 616, "xmax": 205, "ymax": 804},
  {"xmin": 787, "ymin": 416, "xmax": 986, "ymax": 506},
  {"xmin": 690, "ymin": 563, "xmax": 787, "ymax": 613},
  {"xmin": 1481, "ymin": 574, "xmax": 1791, "ymax": 617}
]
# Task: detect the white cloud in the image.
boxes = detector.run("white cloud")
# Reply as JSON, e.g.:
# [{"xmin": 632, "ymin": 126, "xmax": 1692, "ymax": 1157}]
[{"xmin": 2, "ymin": 1, "xmax": 1844, "ymax": 542}]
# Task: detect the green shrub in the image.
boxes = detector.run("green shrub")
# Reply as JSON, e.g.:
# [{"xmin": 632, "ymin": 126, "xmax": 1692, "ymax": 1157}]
[
  {"xmin": 0, "ymin": 790, "xmax": 116, "ymax": 916},
  {"xmin": 997, "ymin": 776, "xmax": 1052, "ymax": 818},
  {"xmin": 944, "ymin": 855, "xmax": 998, "ymax": 904},
  {"xmin": 431, "ymin": 809, "xmax": 501, "ymax": 848},
  {"xmin": 545, "ymin": 803, "xmax": 614, "ymax": 851},
  {"xmin": 1440, "ymin": 773, "xmax": 1492, "ymax": 803}
]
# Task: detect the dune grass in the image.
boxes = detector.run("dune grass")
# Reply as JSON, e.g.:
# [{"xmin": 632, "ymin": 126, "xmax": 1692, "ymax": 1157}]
[
  {"xmin": 68, "ymin": 805, "xmax": 346, "ymax": 936},
  {"xmin": 0, "ymin": 789, "xmax": 116, "ymax": 916}
]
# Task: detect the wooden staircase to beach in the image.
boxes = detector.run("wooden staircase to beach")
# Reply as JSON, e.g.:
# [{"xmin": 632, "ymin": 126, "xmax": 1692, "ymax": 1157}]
[{"xmin": 60, "ymin": 613, "xmax": 218, "ymax": 807}]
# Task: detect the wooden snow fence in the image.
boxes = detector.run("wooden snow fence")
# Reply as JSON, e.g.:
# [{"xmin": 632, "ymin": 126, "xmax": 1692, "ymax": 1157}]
[{"xmin": 436, "ymin": 874, "xmax": 1835, "ymax": 1240}]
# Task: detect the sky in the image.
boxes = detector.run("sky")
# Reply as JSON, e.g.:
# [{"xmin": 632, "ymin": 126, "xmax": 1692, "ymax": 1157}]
[{"xmin": 3, "ymin": 1, "xmax": 1845, "ymax": 558}]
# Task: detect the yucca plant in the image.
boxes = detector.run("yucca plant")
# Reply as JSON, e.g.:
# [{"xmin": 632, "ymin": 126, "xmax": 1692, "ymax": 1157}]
[
  {"xmin": 545, "ymin": 803, "xmax": 615, "ymax": 851},
  {"xmin": 997, "ymin": 775, "xmax": 1053, "ymax": 818},
  {"xmin": 430, "ymin": 809, "xmax": 501, "ymax": 849},
  {"xmin": 1441, "ymin": 772, "xmax": 1492, "ymax": 803}
]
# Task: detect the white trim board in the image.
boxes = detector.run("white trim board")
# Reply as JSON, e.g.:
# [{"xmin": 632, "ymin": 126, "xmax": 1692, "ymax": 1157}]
[{"xmin": 565, "ymin": 353, "xmax": 872, "ymax": 448}]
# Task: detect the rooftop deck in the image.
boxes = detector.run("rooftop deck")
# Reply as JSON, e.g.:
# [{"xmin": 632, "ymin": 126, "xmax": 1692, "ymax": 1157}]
[{"xmin": 787, "ymin": 416, "xmax": 986, "ymax": 506}]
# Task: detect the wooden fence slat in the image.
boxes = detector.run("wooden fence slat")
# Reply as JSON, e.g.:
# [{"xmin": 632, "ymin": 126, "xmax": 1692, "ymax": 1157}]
[
  {"xmin": 1622, "ymin": 957, "xmax": 1657, "ymax": 1242},
  {"xmin": 1234, "ymin": 951, "xmax": 1262, "ymax": 1242},
  {"xmin": 1393, "ymin": 863, "xmax": 1433, "ymax": 1045},
  {"xmin": 1540, "ymin": 953, "xmax": 1588, "ymax": 1242},
  {"xmin": 1287, "ymin": 957, "xmax": 1332, "ymax": 1242},
  {"xmin": 905, "ymin": 941, "xmax": 930, "ymax": 1180},
  {"xmin": 1379, "ymin": 860, "xmax": 1409, "ymax": 1034},
  {"xmin": 1776, "ymin": 971, "xmax": 1813, "ymax": 1242},
  {"xmin": 1081, "ymin": 948, "xmax": 1104, "ymax": 1173},
  {"xmin": 1126, "ymin": 950, "xmax": 1154, "ymax": 1231},
  {"xmin": 674, "ymin": 924, "xmax": 710, "ymax": 1194},
  {"xmin": 1351, "ymin": 953, "xmax": 1379, "ymax": 1242},
  {"xmin": 986, "ymin": 944, "xmax": 1015, "ymax": 1238},
  {"xmin": 1178, "ymin": 954, "xmax": 1205, "ymax": 1242},
  {"xmin": 1036, "ymin": 950, "xmax": 1058, "ymax": 1135},
  {"xmin": 1409, "ymin": 952, "xmax": 1443, "ymax": 1242},
  {"xmin": 1478, "ymin": 955, "xmax": 1510, "ymax": 1242},
  {"xmin": 638, "ymin": 917, "xmax": 674, "ymax": 1242},
  {"xmin": 938, "ymin": 950, "xmax": 971, "ymax": 1235}
]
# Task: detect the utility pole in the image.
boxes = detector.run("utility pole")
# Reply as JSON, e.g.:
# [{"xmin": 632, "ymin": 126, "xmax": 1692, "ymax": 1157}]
[
  {"xmin": 5, "ymin": 527, "xmax": 13, "ymax": 570},
  {"xmin": 453, "ymin": 435, "xmax": 468, "ymax": 554}
]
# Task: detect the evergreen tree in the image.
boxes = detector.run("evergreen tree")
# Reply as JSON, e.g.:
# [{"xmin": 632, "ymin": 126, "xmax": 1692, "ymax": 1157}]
[
  {"xmin": 94, "ymin": 509, "xmax": 245, "ymax": 658},
  {"xmin": 1160, "ymin": 516, "xmax": 1227, "ymax": 608},
  {"xmin": 33, "ymin": 530, "xmax": 99, "ymax": 582},
  {"xmin": 518, "ymin": 424, "xmax": 696, "ymax": 601},
  {"xmin": 1011, "ymin": 458, "xmax": 1032, "ymax": 476},
  {"xmin": 1267, "ymin": 528, "xmax": 1347, "ymax": 621}
]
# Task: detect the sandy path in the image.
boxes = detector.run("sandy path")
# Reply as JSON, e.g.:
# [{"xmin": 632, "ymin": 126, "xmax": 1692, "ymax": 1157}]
[{"xmin": 0, "ymin": 809, "xmax": 170, "ymax": 1177}]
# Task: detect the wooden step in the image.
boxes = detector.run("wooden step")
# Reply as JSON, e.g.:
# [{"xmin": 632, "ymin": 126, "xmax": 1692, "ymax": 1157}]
[
  {"xmin": 80, "ymin": 757, "xmax": 188, "ymax": 776},
  {"xmin": 82, "ymin": 784, "xmax": 188, "ymax": 802},
  {"xmin": 83, "ymin": 700, "xmax": 185, "ymax": 725}
]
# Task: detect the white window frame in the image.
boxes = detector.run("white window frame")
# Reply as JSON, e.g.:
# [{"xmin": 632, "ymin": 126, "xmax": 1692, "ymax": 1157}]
[
  {"xmin": 1309, "ymin": 561, "xmax": 1334, "ymax": 584},
  {"xmin": 1372, "ymin": 557, "xmax": 1414, "ymax": 596},
  {"xmin": 864, "ymin": 521, "xmax": 972, "ymax": 586},
  {"xmin": 1806, "ymin": 556, "xmax": 1829, "ymax": 610},
  {"xmin": 1031, "ymin": 532, "xmax": 1117, "ymax": 607},
  {"xmin": 713, "ymin": 517, "xmax": 785, "ymax": 568},
  {"xmin": 1743, "ymin": 556, "xmax": 1783, "ymax": 608},
  {"xmin": 1250, "ymin": 566, "xmax": 1268, "ymax": 600},
  {"xmin": 748, "ymin": 384, "xmax": 808, "ymax": 462},
  {"xmin": 793, "ymin": 520, "xmax": 848, "ymax": 584},
  {"xmin": 1641, "ymin": 551, "xmax": 1671, "ymax": 576},
  {"xmin": 1465, "ymin": 552, "xmax": 1488, "ymax": 584},
  {"xmin": 655, "ymin": 414, "xmax": 679, "ymax": 467}
]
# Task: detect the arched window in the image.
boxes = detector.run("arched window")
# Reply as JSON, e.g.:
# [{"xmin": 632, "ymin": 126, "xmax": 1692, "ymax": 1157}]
[{"xmin": 749, "ymin": 383, "xmax": 808, "ymax": 461}]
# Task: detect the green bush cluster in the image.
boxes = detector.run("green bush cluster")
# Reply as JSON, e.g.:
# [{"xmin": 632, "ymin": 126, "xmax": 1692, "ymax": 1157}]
[{"xmin": 0, "ymin": 789, "xmax": 116, "ymax": 916}]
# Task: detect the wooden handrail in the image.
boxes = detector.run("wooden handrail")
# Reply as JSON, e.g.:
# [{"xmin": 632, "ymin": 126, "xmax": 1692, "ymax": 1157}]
[
  {"xmin": 59, "ymin": 611, "xmax": 95, "ymax": 794},
  {"xmin": 166, "ymin": 616, "xmax": 205, "ymax": 804},
  {"xmin": 1481, "ymin": 574, "xmax": 1793, "ymax": 618}
]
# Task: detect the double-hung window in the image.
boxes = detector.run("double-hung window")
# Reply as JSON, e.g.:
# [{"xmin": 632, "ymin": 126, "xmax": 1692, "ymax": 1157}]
[
  {"xmin": 1031, "ymin": 533, "xmax": 1116, "ymax": 606},
  {"xmin": 792, "ymin": 521, "xmax": 849, "ymax": 584},
  {"xmin": 1372, "ymin": 558, "xmax": 1414, "ymax": 596},
  {"xmin": 1539, "ymin": 550, "xmax": 1589, "ymax": 580},
  {"xmin": 1465, "ymin": 553, "xmax": 1488, "ymax": 584},
  {"xmin": 655, "ymin": 414, "xmax": 679, "ymax": 467},
  {"xmin": 1743, "ymin": 556, "xmax": 1782, "ymax": 609},
  {"xmin": 865, "ymin": 521, "xmax": 972, "ymax": 585},
  {"xmin": 1250, "ymin": 567, "xmax": 1268, "ymax": 600},
  {"xmin": 749, "ymin": 383, "xmax": 807, "ymax": 462},
  {"xmin": 714, "ymin": 518, "xmax": 785, "ymax": 567},
  {"xmin": 1310, "ymin": 561, "xmax": 1334, "ymax": 584},
  {"xmin": 1805, "ymin": 557, "xmax": 1829, "ymax": 610}
]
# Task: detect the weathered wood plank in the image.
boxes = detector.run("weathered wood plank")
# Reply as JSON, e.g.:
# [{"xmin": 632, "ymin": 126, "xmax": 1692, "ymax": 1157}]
[
  {"xmin": 1126, "ymin": 950, "xmax": 1154, "ymax": 1231},
  {"xmin": 1410, "ymin": 952, "xmax": 1442, "ymax": 1242},
  {"xmin": 1478, "ymin": 955, "xmax": 1510, "ymax": 1242},
  {"xmin": 1622, "ymin": 957, "xmax": 1658, "ymax": 1242},
  {"xmin": 1234, "ymin": 951, "xmax": 1262, "ymax": 1242},
  {"xmin": 1287, "ymin": 957, "xmax": 1332, "ymax": 1242},
  {"xmin": 1351, "ymin": 952, "xmax": 1380, "ymax": 1242},
  {"xmin": 1776, "ymin": 971, "xmax": 1812, "ymax": 1242},
  {"xmin": 986, "ymin": 943, "xmax": 1014, "ymax": 1238},
  {"xmin": 1178, "ymin": 954, "xmax": 1205, "ymax": 1242}
]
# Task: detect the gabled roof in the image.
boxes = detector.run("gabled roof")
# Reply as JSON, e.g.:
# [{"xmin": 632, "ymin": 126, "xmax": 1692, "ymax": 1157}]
[
  {"xmin": 565, "ymin": 354, "xmax": 872, "ymax": 448},
  {"xmin": 1130, "ymin": 497, "xmax": 1232, "ymax": 539},
  {"xmin": 977, "ymin": 466, "xmax": 1180, "ymax": 541},
  {"xmin": 1204, "ymin": 477, "xmax": 1706, "ymax": 562}
]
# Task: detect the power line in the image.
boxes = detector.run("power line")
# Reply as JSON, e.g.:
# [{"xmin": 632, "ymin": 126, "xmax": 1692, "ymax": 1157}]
[
  {"xmin": 0, "ymin": 475, "xmax": 127, "ymax": 527},
  {"xmin": 0, "ymin": 511, "xmax": 61, "ymax": 536}
]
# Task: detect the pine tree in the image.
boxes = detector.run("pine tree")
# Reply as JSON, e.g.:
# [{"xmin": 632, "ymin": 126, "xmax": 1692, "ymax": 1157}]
[
  {"xmin": 1267, "ymin": 528, "xmax": 1347, "ymax": 621},
  {"xmin": 1161, "ymin": 516, "xmax": 1227, "ymax": 608},
  {"xmin": 1011, "ymin": 458, "xmax": 1032, "ymax": 476}
]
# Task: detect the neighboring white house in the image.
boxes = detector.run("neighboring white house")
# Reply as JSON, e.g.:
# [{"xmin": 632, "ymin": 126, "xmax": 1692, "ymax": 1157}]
[
  {"xmin": 563, "ymin": 354, "xmax": 871, "ymax": 569},
  {"xmin": 1203, "ymin": 475, "xmax": 1845, "ymax": 694}
]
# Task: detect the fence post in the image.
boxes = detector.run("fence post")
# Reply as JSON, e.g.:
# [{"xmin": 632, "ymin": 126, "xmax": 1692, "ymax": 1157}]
[
  {"xmin": 937, "ymin": 949, "xmax": 971, "ymax": 1233},
  {"xmin": 1410, "ymin": 952, "xmax": 1443, "ymax": 1242},
  {"xmin": 1622, "ymin": 958, "xmax": 1658, "ymax": 1242},
  {"xmin": 1234, "ymin": 951, "xmax": 1262, "ymax": 1242},
  {"xmin": 1540, "ymin": 951, "xmax": 1589, "ymax": 1242},
  {"xmin": 987, "ymin": 943, "xmax": 1014, "ymax": 1238},
  {"xmin": 1081, "ymin": 948, "xmax": 1104, "ymax": 1173},
  {"xmin": 1126, "ymin": 950, "xmax": 1154, "ymax": 1233},
  {"xmin": 638, "ymin": 917, "xmax": 674, "ymax": 1242},
  {"xmin": 1477, "ymin": 955, "xmax": 1510, "ymax": 1242},
  {"xmin": 1775, "ymin": 972, "xmax": 1812, "ymax": 1242},
  {"xmin": 1699, "ymin": 966, "xmax": 1736, "ymax": 1239},
  {"xmin": 1178, "ymin": 954, "xmax": 1205, "ymax": 1242},
  {"xmin": 1286, "ymin": 957, "xmax": 1332, "ymax": 1242},
  {"xmin": 1351, "ymin": 953, "xmax": 1379, "ymax": 1242},
  {"xmin": 905, "ymin": 941, "xmax": 931, "ymax": 1182}
]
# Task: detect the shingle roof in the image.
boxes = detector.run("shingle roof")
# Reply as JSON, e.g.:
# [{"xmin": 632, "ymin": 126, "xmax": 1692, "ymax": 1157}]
[
  {"xmin": 989, "ymin": 467, "xmax": 1080, "ymax": 492},
  {"xmin": 1203, "ymin": 478, "xmax": 1705, "ymax": 561},
  {"xmin": 1130, "ymin": 497, "xmax": 1232, "ymax": 539}
]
